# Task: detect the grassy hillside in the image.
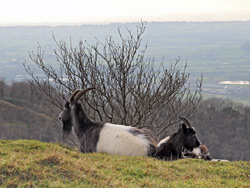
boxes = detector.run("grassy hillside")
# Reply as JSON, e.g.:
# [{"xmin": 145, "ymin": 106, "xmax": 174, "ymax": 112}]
[
  {"xmin": 0, "ymin": 140, "xmax": 249, "ymax": 187},
  {"xmin": 0, "ymin": 99, "xmax": 62, "ymax": 142}
]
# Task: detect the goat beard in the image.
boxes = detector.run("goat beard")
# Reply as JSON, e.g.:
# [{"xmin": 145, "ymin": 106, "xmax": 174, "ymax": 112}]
[{"xmin": 62, "ymin": 121, "xmax": 72, "ymax": 139}]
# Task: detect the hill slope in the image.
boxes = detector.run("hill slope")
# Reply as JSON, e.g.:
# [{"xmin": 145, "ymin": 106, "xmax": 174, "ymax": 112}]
[
  {"xmin": 0, "ymin": 99, "xmax": 62, "ymax": 142},
  {"xmin": 0, "ymin": 140, "xmax": 249, "ymax": 187}
]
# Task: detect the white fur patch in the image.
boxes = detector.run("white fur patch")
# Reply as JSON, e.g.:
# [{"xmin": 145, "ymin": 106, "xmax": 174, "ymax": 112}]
[
  {"xmin": 211, "ymin": 159, "xmax": 229, "ymax": 162},
  {"xmin": 103, "ymin": 123, "xmax": 131, "ymax": 131},
  {"xmin": 96, "ymin": 123, "xmax": 150, "ymax": 156},
  {"xmin": 192, "ymin": 147, "xmax": 201, "ymax": 156},
  {"xmin": 157, "ymin": 136, "xmax": 170, "ymax": 147}
]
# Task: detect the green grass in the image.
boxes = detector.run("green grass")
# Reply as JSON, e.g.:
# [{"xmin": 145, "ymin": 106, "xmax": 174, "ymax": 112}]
[{"xmin": 0, "ymin": 140, "xmax": 249, "ymax": 188}]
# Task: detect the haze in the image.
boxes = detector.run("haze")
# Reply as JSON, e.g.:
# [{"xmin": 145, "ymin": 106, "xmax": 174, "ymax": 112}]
[{"xmin": 1, "ymin": 0, "xmax": 250, "ymax": 26}]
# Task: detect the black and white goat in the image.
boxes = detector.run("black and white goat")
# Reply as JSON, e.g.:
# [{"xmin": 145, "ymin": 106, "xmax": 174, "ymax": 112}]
[
  {"xmin": 183, "ymin": 144, "xmax": 229, "ymax": 162},
  {"xmin": 58, "ymin": 88, "xmax": 157, "ymax": 157},
  {"xmin": 183, "ymin": 144, "xmax": 211, "ymax": 160},
  {"xmin": 155, "ymin": 117, "xmax": 201, "ymax": 161}
]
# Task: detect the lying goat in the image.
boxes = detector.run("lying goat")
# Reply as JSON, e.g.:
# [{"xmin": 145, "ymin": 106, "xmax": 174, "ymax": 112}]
[
  {"xmin": 183, "ymin": 144, "xmax": 211, "ymax": 160},
  {"xmin": 155, "ymin": 117, "xmax": 200, "ymax": 161},
  {"xmin": 183, "ymin": 144, "xmax": 229, "ymax": 162},
  {"xmin": 58, "ymin": 88, "xmax": 157, "ymax": 157}
]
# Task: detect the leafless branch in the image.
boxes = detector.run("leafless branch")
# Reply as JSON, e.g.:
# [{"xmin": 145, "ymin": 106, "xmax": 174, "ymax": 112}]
[{"xmin": 24, "ymin": 21, "xmax": 203, "ymax": 139}]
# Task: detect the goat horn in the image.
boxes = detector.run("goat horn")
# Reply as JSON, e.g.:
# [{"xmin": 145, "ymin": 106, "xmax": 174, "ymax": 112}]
[
  {"xmin": 69, "ymin": 89, "xmax": 81, "ymax": 103},
  {"xmin": 178, "ymin": 116, "xmax": 192, "ymax": 128},
  {"xmin": 74, "ymin": 87, "xmax": 95, "ymax": 102}
]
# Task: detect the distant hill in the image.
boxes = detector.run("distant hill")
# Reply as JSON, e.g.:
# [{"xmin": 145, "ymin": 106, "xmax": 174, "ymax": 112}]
[
  {"xmin": 0, "ymin": 140, "xmax": 249, "ymax": 187},
  {"xmin": 0, "ymin": 98, "xmax": 62, "ymax": 142}
]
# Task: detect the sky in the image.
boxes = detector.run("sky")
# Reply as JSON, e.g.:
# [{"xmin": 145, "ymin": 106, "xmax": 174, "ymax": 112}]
[{"xmin": 1, "ymin": 0, "xmax": 250, "ymax": 26}]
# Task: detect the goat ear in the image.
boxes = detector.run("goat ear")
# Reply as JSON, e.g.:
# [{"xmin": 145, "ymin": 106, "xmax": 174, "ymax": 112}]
[{"xmin": 182, "ymin": 123, "xmax": 188, "ymax": 134}]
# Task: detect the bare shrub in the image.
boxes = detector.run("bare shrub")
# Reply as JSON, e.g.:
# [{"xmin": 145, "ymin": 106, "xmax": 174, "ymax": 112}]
[{"xmin": 24, "ymin": 22, "xmax": 202, "ymax": 138}]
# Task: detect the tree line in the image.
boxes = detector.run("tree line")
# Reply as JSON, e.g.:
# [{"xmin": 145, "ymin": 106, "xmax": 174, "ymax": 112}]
[{"xmin": 191, "ymin": 98, "xmax": 250, "ymax": 161}]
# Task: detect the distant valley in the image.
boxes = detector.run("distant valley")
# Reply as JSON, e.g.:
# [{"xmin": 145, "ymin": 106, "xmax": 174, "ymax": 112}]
[{"xmin": 0, "ymin": 22, "xmax": 250, "ymax": 104}]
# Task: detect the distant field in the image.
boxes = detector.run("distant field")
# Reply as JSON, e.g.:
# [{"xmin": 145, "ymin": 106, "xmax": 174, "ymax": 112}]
[
  {"xmin": 0, "ymin": 22, "xmax": 250, "ymax": 104},
  {"xmin": 0, "ymin": 140, "xmax": 249, "ymax": 187}
]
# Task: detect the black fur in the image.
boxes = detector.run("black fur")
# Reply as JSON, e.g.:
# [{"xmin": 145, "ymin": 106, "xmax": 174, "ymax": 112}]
[
  {"xmin": 59, "ymin": 102, "xmax": 72, "ymax": 138},
  {"xmin": 155, "ymin": 123, "xmax": 200, "ymax": 161},
  {"xmin": 59, "ymin": 100, "xmax": 104, "ymax": 153},
  {"xmin": 156, "ymin": 142, "xmax": 179, "ymax": 160}
]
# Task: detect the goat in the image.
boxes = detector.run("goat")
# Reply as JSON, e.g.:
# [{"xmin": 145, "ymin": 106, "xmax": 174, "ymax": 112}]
[
  {"xmin": 58, "ymin": 88, "xmax": 157, "ymax": 157},
  {"xmin": 183, "ymin": 144, "xmax": 211, "ymax": 160},
  {"xmin": 155, "ymin": 117, "xmax": 200, "ymax": 161},
  {"xmin": 183, "ymin": 144, "xmax": 229, "ymax": 162}
]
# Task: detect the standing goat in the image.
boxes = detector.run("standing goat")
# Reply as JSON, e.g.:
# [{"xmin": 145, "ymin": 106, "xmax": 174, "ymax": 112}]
[
  {"xmin": 58, "ymin": 88, "xmax": 157, "ymax": 156},
  {"xmin": 155, "ymin": 117, "xmax": 200, "ymax": 160}
]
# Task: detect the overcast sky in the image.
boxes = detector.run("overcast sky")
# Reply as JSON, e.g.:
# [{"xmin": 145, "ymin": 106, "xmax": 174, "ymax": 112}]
[{"xmin": 1, "ymin": 0, "xmax": 250, "ymax": 25}]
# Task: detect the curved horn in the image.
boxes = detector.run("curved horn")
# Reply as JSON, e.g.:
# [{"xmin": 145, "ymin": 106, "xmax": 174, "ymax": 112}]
[
  {"xmin": 69, "ymin": 89, "xmax": 81, "ymax": 103},
  {"xmin": 179, "ymin": 116, "xmax": 192, "ymax": 128},
  {"xmin": 74, "ymin": 87, "xmax": 95, "ymax": 102}
]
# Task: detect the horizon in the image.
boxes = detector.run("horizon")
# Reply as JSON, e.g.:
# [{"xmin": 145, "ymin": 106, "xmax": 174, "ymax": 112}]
[
  {"xmin": 1, "ymin": 0, "xmax": 250, "ymax": 26},
  {"xmin": 1, "ymin": 14, "xmax": 250, "ymax": 27}
]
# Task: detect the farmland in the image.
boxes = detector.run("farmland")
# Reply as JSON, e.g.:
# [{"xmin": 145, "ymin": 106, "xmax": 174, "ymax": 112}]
[{"xmin": 0, "ymin": 22, "xmax": 250, "ymax": 103}]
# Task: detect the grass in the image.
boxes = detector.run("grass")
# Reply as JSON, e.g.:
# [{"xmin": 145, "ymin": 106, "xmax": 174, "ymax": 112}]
[{"xmin": 0, "ymin": 140, "xmax": 249, "ymax": 188}]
